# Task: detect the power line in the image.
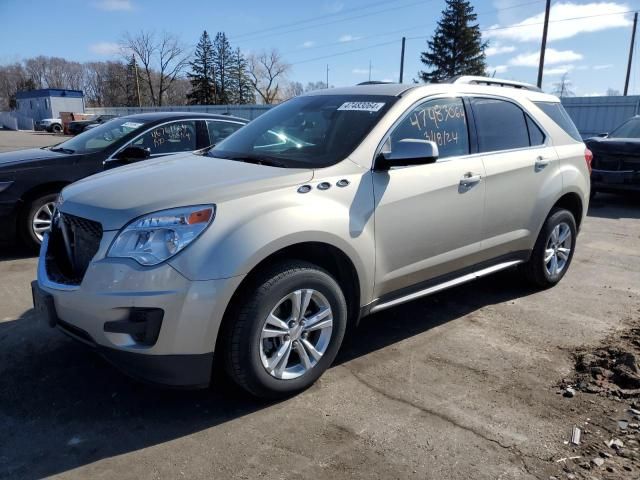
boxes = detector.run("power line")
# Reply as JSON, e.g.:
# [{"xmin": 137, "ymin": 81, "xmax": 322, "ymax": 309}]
[
  {"xmin": 282, "ymin": 0, "xmax": 544, "ymax": 57},
  {"xmin": 232, "ymin": 0, "xmax": 434, "ymax": 45},
  {"xmin": 289, "ymin": 9, "xmax": 638, "ymax": 67}
]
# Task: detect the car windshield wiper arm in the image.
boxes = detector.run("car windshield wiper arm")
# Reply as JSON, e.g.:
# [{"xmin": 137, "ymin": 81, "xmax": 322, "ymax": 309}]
[
  {"xmin": 50, "ymin": 147, "xmax": 75, "ymax": 154},
  {"xmin": 221, "ymin": 155, "xmax": 287, "ymax": 168}
]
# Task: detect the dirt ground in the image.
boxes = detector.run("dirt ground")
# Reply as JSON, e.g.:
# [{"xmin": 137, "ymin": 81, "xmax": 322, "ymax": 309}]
[
  {"xmin": 1, "ymin": 132, "xmax": 640, "ymax": 479},
  {"xmin": 0, "ymin": 129, "xmax": 63, "ymax": 152}
]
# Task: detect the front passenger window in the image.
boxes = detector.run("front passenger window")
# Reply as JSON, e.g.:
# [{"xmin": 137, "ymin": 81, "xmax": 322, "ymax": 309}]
[
  {"xmin": 388, "ymin": 98, "xmax": 470, "ymax": 159},
  {"xmin": 132, "ymin": 121, "xmax": 197, "ymax": 155}
]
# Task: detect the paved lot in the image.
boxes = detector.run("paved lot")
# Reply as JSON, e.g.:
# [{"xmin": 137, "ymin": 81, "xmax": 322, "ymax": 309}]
[
  {"xmin": 0, "ymin": 129, "xmax": 63, "ymax": 152},
  {"xmin": 0, "ymin": 131, "xmax": 639, "ymax": 479}
]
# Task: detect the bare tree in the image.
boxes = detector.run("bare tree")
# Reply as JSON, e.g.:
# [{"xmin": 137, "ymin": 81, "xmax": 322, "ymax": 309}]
[
  {"xmin": 122, "ymin": 30, "xmax": 190, "ymax": 106},
  {"xmin": 552, "ymin": 73, "xmax": 575, "ymax": 98},
  {"xmin": 0, "ymin": 63, "xmax": 28, "ymax": 110},
  {"xmin": 606, "ymin": 88, "xmax": 621, "ymax": 96},
  {"xmin": 247, "ymin": 50, "xmax": 290, "ymax": 104}
]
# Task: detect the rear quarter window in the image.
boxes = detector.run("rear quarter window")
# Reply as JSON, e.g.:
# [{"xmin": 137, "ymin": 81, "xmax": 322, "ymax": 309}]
[{"xmin": 533, "ymin": 101, "xmax": 582, "ymax": 141}]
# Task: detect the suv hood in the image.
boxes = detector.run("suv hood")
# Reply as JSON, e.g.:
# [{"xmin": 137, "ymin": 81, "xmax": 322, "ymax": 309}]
[{"xmin": 60, "ymin": 152, "xmax": 314, "ymax": 230}]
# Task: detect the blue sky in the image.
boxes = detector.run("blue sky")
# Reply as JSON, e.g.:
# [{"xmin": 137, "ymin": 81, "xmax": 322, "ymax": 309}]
[{"xmin": 0, "ymin": 0, "xmax": 639, "ymax": 95}]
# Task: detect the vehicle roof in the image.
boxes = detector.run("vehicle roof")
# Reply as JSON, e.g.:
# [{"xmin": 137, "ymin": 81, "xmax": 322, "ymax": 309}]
[
  {"xmin": 118, "ymin": 112, "xmax": 248, "ymax": 123},
  {"xmin": 303, "ymin": 82, "xmax": 559, "ymax": 102}
]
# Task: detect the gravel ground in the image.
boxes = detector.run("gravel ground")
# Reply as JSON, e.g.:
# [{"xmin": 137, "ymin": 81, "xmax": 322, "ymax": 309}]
[{"xmin": 0, "ymin": 132, "xmax": 639, "ymax": 479}]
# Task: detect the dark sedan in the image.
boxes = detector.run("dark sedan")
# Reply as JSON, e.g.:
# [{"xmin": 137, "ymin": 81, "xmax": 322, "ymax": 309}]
[
  {"xmin": 67, "ymin": 114, "xmax": 118, "ymax": 135},
  {"xmin": 0, "ymin": 112, "xmax": 248, "ymax": 249},
  {"xmin": 586, "ymin": 115, "xmax": 640, "ymax": 196}
]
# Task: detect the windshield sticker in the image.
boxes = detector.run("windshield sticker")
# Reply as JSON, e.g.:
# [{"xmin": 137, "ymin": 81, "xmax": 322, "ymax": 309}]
[
  {"xmin": 121, "ymin": 122, "xmax": 144, "ymax": 129},
  {"xmin": 337, "ymin": 102, "xmax": 385, "ymax": 112}
]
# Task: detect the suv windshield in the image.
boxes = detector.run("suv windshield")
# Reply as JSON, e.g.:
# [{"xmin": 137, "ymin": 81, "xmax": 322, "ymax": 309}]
[
  {"xmin": 608, "ymin": 117, "xmax": 640, "ymax": 138},
  {"xmin": 210, "ymin": 95, "xmax": 397, "ymax": 168},
  {"xmin": 53, "ymin": 118, "xmax": 150, "ymax": 154}
]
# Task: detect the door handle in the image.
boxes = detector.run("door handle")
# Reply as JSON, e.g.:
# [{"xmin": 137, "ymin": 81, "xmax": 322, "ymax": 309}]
[
  {"xmin": 535, "ymin": 156, "xmax": 551, "ymax": 170},
  {"xmin": 459, "ymin": 172, "xmax": 482, "ymax": 188}
]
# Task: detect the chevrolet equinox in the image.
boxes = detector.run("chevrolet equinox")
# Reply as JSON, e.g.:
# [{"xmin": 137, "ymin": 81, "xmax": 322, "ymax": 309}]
[{"xmin": 32, "ymin": 77, "xmax": 591, "ymax": 398}]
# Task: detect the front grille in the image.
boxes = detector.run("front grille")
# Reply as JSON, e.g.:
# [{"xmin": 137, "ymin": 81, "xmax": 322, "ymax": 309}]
[
  {"xmin": 45, "ymin": 213, "xmax": 103, "ymax": 285},
  {"xmin": 593, "ymin": 153, "xmax": 640, "ymax": 171}
]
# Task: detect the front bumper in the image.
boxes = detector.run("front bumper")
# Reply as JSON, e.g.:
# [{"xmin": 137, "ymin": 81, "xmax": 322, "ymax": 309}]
[
  {"xmin": 36, "ymin": 233, "xmax": 245, "ymax": 388},
  {"xmin": 591, "ymin": 169, "xmax": 640, "ymax": 192}
]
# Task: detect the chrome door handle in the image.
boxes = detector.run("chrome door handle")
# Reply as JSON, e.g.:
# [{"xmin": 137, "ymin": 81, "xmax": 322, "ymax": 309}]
[
  {"xmin": 535, "ymin": 156, "xmax": 551, "ymax": 170},
  {"xmin": 459, "ymin": 173, "xmax": 482, "ymax": 188}
]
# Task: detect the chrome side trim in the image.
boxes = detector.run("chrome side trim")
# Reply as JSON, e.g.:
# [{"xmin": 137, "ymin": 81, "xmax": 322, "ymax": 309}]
[
  {"xmin": 369, "ymin": 260, "xmax": 523, "ymax": 314},
  {"xmin": 37, "ymin": 234, "xmax": 80, "ymax": 292}
]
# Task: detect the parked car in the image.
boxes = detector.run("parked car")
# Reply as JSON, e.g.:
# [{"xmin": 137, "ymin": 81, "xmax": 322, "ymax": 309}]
[
  {"xmin": 585, "ymin": 115, "xmax": 640, "ymax": 196},
  {"xmin": 34, "ymin": 118, "xmax": 63, "ymax": 133},
  {"xmin": 67, "ymin": 115, "xmax": 119, "ymax": 135},
  {"xmin": 0, "ymin": 112, "xmax": 248, "ymax": 249},
  {"xmin": 33, "ymin": 77, "xmax": 590, "ymax": 398}
]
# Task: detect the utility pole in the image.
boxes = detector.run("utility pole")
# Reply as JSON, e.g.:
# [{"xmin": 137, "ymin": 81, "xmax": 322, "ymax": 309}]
[
  {"xmin": 399, "ymin": 36, "xmax": 406, "ymax": 83},
  {"xmin": 624, "ymin": 12, "xmax": 638, "ymax": 96},
  {"xmin": 368, "ymin": 60, "xmax": 372, "ymax": 82},
  {"xmin": 536, "ymin": 0, "xmax": 551, "ymax": 88},
  {"xmin": 326, "ymin": 64, "xmax": 329, "ymax": 88}
]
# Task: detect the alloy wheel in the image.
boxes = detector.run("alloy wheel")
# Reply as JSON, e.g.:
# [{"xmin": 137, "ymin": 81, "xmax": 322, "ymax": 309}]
[
  {"xmin": 544, "ymin": 222, "xmax": 572, "ymax": 277},
  {"xmin": 259, "ymin": 289, "xmax": 334, "ymax": 380},
  {"xmin": 32, "ymin": 201, "xmax": 56, "ymax": 242}
]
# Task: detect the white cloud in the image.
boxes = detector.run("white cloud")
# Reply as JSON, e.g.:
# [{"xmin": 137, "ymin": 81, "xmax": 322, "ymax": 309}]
[
  {"xmin": 544, "ymin": 64, "xmax": 575, "ymax": 75},
  {"xmin": 593, "ymin": 64, "xmax": 613, "ymax": 70},
  {"xmin": 510, "ymin": 48, "xmax": 583, "ymax": 66},
  {"xmin": 301, "ymin": 41, "xmax": 315, "ymax": 48},
  {"xmin": 89, "ymin": 42, "xmax": 121, "ymax": 56},
  {"xmin": 488, "ymin": 65, "xmax": 509, "ymax": 74},
  {"xmin": 485, "ymin": 44, "xmax": 516, "ymax": 57},
  {"xmin": 93, "ymin": 0, "xmax": 133, "ymax": 10},
  {"xmin": 485, "ymin": 2, "xmax": 631, "ymax": 42},
  {"xmin": 339, "ymin": 34, "xmax": 361, "ymax": 43}
]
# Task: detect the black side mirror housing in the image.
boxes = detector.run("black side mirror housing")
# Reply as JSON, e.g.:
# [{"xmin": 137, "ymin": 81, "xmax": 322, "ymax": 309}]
[
  {"xmin": 116, "ymin": 146, "xmax": 151, "ymax": 162},
  {"xmin": 375, "ymin": 139, "xmax": 439, "ymax": 170}
]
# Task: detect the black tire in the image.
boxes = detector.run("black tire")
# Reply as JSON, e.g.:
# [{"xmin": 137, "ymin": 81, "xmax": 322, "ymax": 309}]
[
  {"xmin": 224, "ymin": 260, "xmax": 347, "ymax": 399},
  {"xmin": 520, "ymin": 208, "xmax": 577, "ymax": 288},
  {"xmin": 51, "ymin": 123, "xmax": 62, "ymax": 134},
  {"xmin": 21, "ymin": 193, "xmax": 58, "ymax": 251}
]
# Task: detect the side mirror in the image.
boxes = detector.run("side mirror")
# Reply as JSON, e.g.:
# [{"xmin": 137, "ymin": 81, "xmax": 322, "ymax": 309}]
[
  {"xmin": 376, "ymin": 139, "xmax": 439, "ymax": 170},
  {"xmin": 115, "ymin": 146, "xmax": 151, "ymax": 162},
  {"xmin": 597, "ymin": 132, "xmax": 609, "ymax": 137}
]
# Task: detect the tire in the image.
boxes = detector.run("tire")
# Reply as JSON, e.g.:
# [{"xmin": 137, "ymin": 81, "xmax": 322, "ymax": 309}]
[
  {"xmin": 21, "ymin": 193, "xmax": 58, "ymax": 251},
  {"xmin": 224, "ymin": 260, "xmax": 348, "ymax": 399},
  {"xmin": 520, "ymin": 208, "xmax": 577, "ymax": 288},
  {"xmin": 51, "ymin": 124, "xmax": 62, "ymax": 134}
]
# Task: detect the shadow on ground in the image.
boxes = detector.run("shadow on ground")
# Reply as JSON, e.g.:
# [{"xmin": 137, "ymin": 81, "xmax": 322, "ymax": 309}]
[
  {"xmin": 588, "ymin": 192, "xmax": 640, "ymax": 220},
  {"xmin": 0, "ymin": 268, "xmax": 536, "ymax": 480}
]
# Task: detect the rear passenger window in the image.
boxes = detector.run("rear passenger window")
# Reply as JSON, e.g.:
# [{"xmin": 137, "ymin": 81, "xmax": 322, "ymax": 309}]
[
  {"xmin": 206, "ymin": 120, "xmax": 244, "ymax": 146},
  {"xmin": 533, "ymin": 101, "xmax": 582, "ymax": 141},
  {"xmin": 388, "ymin": 97, "xmax": 469, "ymax": 159},
  {"xmin": 472, "ymin": 98, "xmax": 530, "ymax": 153},
  {"xmin": 526, "ymin": 115, "xmax": 545, "ymax": 145}
]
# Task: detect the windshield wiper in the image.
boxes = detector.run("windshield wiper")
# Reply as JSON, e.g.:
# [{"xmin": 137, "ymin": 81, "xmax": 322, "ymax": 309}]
[
  {"xmin": 220, "ymin": 154, "xmax": 287, "ymax": 168},
  {"xmin": 50, "ymin": 147, "xmax": 75, "ymax": 154}
]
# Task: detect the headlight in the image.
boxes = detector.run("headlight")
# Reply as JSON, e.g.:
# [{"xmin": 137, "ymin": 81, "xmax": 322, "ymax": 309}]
[{"xmin": 108, "ymin": 205, "xmax": 215, "ymax": 266}]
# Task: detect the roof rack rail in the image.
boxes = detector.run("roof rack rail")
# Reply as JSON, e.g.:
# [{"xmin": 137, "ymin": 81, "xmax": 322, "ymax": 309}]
[{"xmin": 448, "ymin": 76, "xmax": 542, "ymax": 92}]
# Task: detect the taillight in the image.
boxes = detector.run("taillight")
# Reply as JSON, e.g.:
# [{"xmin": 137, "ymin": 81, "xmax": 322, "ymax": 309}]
[{"xmin": 584, "ymin": 148, "xmax": 593, "ymax": 174}]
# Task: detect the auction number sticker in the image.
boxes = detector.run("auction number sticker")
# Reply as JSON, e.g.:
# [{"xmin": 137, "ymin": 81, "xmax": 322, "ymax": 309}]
[{"xmin": 337, "ymin": 102, "xmax": 385, "ymax": 112}]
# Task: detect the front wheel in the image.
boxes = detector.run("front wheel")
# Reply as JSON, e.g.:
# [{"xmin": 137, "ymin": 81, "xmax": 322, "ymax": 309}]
[
  {"xmin": 21, "ymin": 193, "xmax": 58, "ymax": 250},
  {"xmin": 224, "ymin": 261, "xmax": 347, "ymax": 398},
  {"xmin": 520, "ymin": 208, "xmax": 577, "ymax": 288}
]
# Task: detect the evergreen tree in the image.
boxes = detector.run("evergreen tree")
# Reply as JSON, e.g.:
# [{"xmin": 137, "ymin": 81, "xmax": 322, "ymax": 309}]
[
  {"xmin": 125, "ymin": 55, "xmax": 142, "ymax": 107},
  {"xmin": 418, "ymin": 0, "xmax": 487, "ymax": 83},
  {"xmin": 212, "ymin": 32, "xmax": 233, "ymax": 104},
  {"xmin": 187, "ymin": 31, "xmax": 217, "ymax": 105},
  {"xmin": 228, "ymin": 48, "xmax": 254, "ymax": 104}
]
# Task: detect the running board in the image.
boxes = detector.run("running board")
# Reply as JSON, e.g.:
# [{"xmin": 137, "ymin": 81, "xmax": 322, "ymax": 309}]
[{"xmin": 369, "ymin": 260, "xmax": 523, "ymax": 314}]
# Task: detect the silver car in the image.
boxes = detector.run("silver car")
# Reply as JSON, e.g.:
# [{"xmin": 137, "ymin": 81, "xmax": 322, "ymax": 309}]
[{"xmin": 32, "ymin": 77, "xmax": 591, "ymax": 398}]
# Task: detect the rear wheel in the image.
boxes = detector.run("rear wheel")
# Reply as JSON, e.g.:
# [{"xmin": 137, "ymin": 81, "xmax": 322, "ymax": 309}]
[
  {"xmin": 21, "ymin": 193, "xmax": 58, "ymax": 250},
  {"xmin": 224, "ymin": 261, "xmax": 347, "ymax": 398},
  {"xmin": 51, "ymin": 123, "xmax": 62, "ymax": 134},
  {"xmin": 521, "ymin": 208, "xmax": 577, "ymax": 288}
]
